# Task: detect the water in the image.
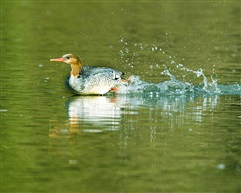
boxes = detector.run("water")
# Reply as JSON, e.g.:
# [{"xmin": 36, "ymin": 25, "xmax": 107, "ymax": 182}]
[
  {"xmin": 118, "ymin": 72, "xmax": 240, "ymax": 96},
  {"xmin": 2, "ymin": 1, "xmax": 241, "ymax": 193}
]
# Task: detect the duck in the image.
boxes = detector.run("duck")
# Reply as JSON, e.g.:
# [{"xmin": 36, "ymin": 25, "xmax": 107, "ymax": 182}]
[{"xmin": 50, "ymin": 53, "xmax": 126, "ymax": 95}]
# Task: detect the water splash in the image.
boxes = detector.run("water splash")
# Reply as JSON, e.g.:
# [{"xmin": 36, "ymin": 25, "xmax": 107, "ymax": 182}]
[
  {"xmin": 118, "ymin": 74, "xmax": 194, "ymax": 96},
  {"xmin": 118, "ymin": 38, "xmax": 240, "ymax": 96},
  {"xmin": 176, "ymin": 65, "xmax": 220, "ymax": 94},
  {"xmin": 118, "ymin": 69, "xmax": 241, "ymax": 96}
]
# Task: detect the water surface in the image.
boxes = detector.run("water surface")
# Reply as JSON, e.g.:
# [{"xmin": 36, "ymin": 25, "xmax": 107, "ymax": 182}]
[{"xmin": 2, "ymin": 1, "xmax": 241, "ymax": 193}]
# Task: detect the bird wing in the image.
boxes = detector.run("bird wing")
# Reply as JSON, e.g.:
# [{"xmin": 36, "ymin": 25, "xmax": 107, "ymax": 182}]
[{"xmin": 82, "ymin": 67, "xmax": 125, "ymax": 80}]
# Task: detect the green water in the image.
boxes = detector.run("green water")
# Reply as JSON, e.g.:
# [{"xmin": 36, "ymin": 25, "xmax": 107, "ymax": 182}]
[{"xmin": 1, "ymin": 1, "xmax": 241, "ymax": 193}]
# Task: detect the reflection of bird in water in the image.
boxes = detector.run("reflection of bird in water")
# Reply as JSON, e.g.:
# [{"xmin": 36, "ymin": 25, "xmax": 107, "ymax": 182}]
[
  {"xmin": 50, "ymin": 53, "xmax": 126, "ymax": 95},
  {"xmin": 49, "ymin": 96, "xmax": 123, "ymax": 138},
  {"xmin": 66, "ymin": 96, "xmax": 122, "ymax": 133}
]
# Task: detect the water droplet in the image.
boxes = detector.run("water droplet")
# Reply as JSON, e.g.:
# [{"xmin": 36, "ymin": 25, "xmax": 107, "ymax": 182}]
[{"xmin": 217, "ymin": 164, "xmax": 225, "ymax": 170}]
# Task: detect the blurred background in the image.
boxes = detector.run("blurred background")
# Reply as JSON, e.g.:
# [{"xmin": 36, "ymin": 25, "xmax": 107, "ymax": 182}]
[{"xmin": 2, "ymin": 1, "xmax": 240, "ymax": 193}]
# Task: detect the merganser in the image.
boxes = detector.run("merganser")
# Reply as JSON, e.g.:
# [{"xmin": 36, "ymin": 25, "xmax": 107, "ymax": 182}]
[{"xmin": 50, "ymin": 53, "xmax": 126, "ymax": 95}]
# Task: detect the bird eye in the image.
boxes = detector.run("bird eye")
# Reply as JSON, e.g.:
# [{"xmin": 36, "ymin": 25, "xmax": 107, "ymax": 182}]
[{"xmin": 66, "ymin": 56, "xmax": 70, "ymax": 60}]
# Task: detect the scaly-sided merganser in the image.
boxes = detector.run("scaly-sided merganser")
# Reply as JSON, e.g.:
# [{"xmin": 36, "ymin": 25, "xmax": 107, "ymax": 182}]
[{"xmin": 50, "ymin": 53, "xmax": 126, "ymax": 95}]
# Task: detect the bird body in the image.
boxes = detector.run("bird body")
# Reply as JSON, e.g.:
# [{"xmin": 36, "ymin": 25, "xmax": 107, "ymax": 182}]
[{"xmin": 50, "ymin": 54, "xmax": 125, "ymax": 95}]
